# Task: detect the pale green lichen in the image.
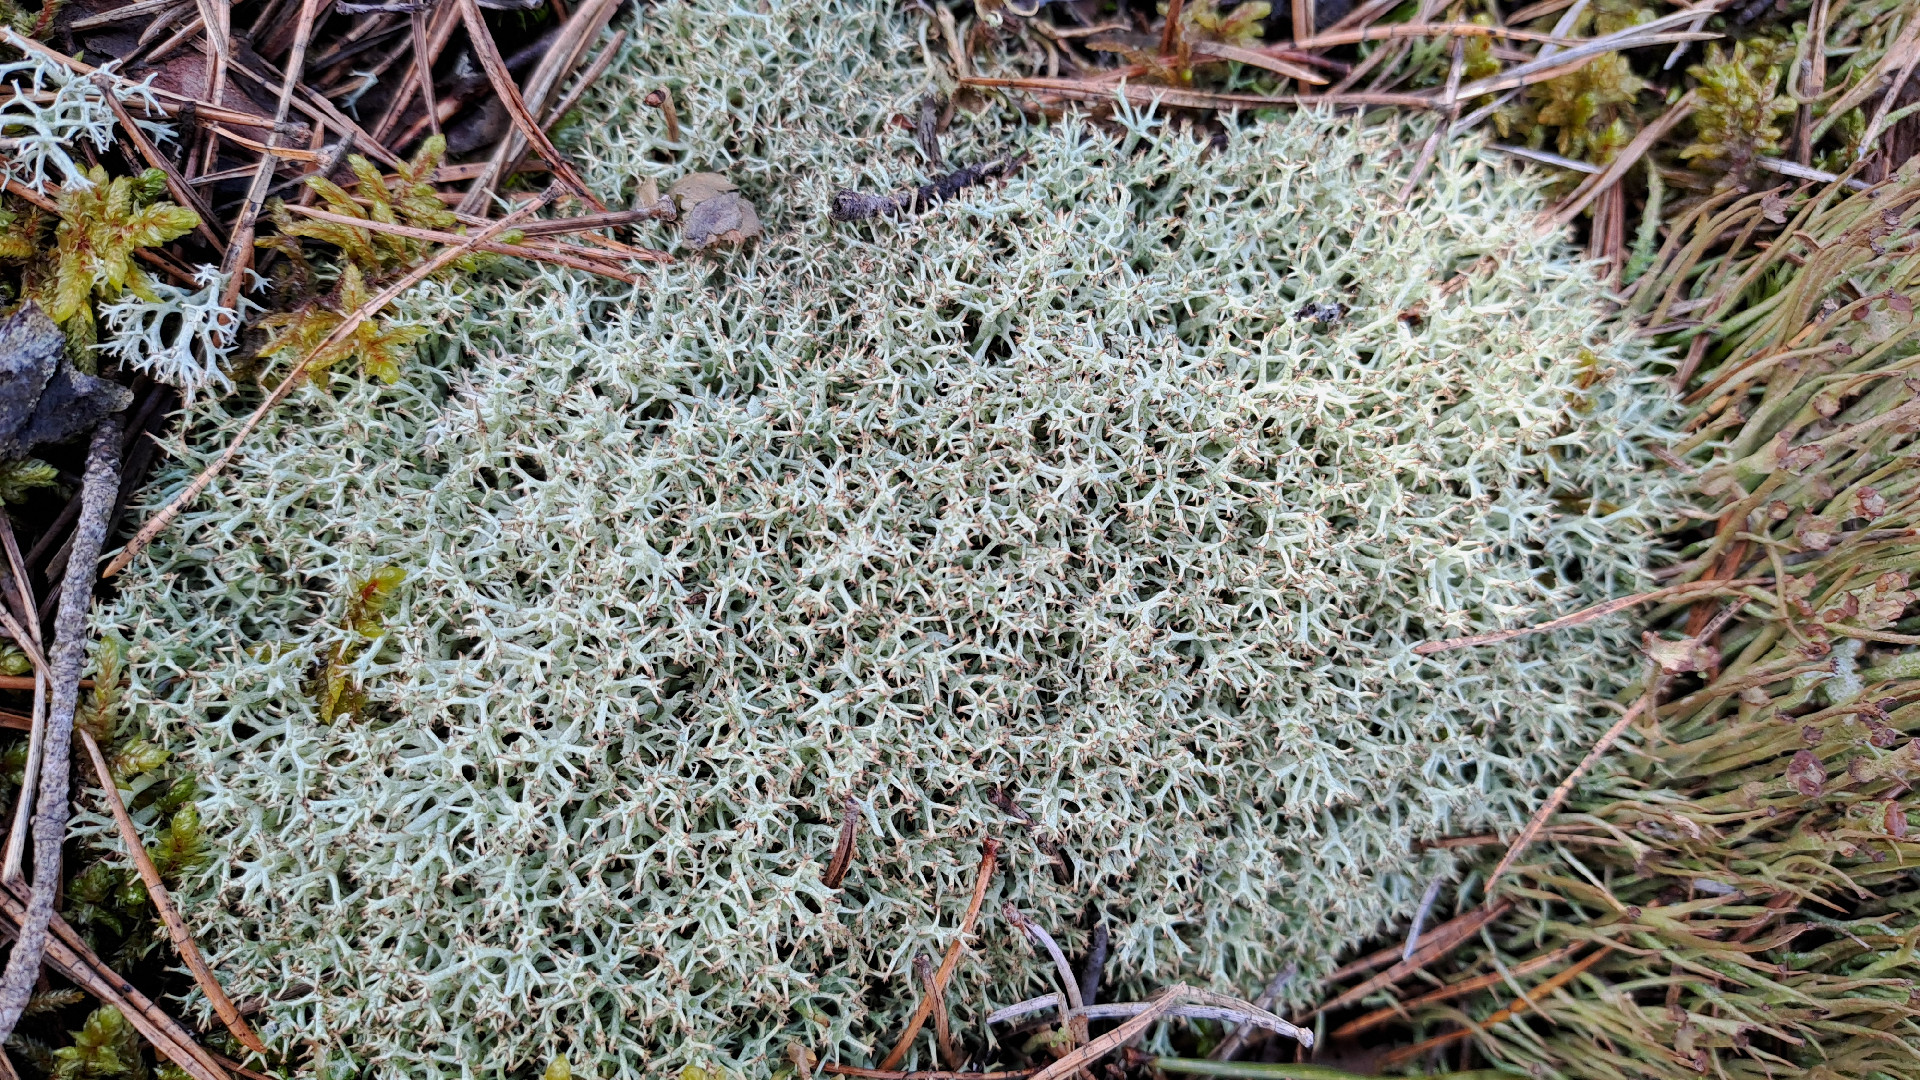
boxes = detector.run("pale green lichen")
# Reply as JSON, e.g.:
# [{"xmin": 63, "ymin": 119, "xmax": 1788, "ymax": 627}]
[{"xmin": 99, "ymin": 2, "xmax": 1676, "ymax": 1077}]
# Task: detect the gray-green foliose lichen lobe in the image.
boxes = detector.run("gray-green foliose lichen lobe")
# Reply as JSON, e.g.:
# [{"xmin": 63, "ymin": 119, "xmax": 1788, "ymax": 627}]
[{"xmin": 93, "ymin": 3, "xmax": 1678, "ymax": 1078}]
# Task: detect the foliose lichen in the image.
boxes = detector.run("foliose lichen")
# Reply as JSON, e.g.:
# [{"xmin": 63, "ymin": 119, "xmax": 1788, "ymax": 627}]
[{"xmin": 98, "ymin": 2, "xmax": 1677, "ymax": 1078}]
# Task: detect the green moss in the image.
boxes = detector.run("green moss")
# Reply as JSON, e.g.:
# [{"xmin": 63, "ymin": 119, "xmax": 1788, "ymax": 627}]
[{"xmin": 100, "ymin": 1, "xmax": 1678, "ymax": 1077}]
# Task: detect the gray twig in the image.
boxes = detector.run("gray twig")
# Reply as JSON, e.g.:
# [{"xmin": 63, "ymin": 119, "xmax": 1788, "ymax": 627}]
[
  {"xmin": 1002, "ymin": 904, "xmax": 1083, "ymax": 1012},
  {"xmin": 830, "ymin": 154, "xmax": 1028, "ymax": 222},
  {"xmin": 0, "ymin": 415, "xmax": 121, "ymax": 1040},
  {"xmin": 1210, "ymin": 965, "xmax": 1295, "ymax": 1060},
  {"xmin": 1403, "ymin": 876, "xmax": 1447, "ymax": 961}
]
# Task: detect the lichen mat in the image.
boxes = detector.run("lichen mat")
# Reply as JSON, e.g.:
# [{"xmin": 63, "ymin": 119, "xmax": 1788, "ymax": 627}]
[{"xmin": 99, "ymin": 1, "xmax": 1680, "ymax": 1076}]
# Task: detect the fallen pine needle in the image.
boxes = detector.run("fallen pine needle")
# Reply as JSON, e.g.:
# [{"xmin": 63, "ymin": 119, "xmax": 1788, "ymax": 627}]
[{"xmin": 1377, "ymin": 945, "xmax": 1614, "ymax": 1068}]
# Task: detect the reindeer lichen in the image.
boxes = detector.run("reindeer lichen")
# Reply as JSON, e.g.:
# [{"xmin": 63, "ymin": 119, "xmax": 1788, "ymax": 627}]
[{"xmin": 100, "ymin": 2, "xmax": 1677, "ymax": 1078}]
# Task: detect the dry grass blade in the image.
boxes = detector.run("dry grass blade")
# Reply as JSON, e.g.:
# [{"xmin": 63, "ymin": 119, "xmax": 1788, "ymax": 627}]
[
  {"xmin": 1376, "ymin": 946, "xmax": 1612, "ymax": 1068},
  {"xmin": 1547, "ymin": 91, "xmax": 1697, "ymax": 228},
  {"xmin": 1188, "ymin": 43, "xmax": 1327, "ymax": 84},
  {"xmin": 1413, "ymin": 576, "xmax": 1768, "ymax": 655},
  {"xmin": 76, "ymin": 729, "xmax": 266, "ymax": 1054},
  {"xmin": 1328, "ymin": 943, "xmax": 1582, "ymax": 1039},
  {"xmin": 958, "ymin": 75, "xmax": 1433, "ymax": 110},
  {"xmin": 1029, "ymin": 987, "xmax": 1188, "ymax": 1080},
  {"xmin": 1292, "ymin": 23, "xmax": 1577, "ymax": 48},
  {"xmin": 1482, "ymin": 681, "xmax": 1656, "ymax": 899},
  {"xmin": 825, "ymin": 1060, "xmax": 1036, "ymax": 1068},
  {"xmin": 89, "ymin": 75, "xmax": 227, "ymax": 254},
  {"xmin": 1312, "ymin": 900, "xmax": 1514, "ymax": 1014},
  {"xmin": 914, "ymin": 955, "xmax": 959, "ymax": 1071},
  {"xmin": 878, "ymin": 839, "xmax": 998, "ymax": 1071},
  {"xmin": 217, "ymin": 0, "xmax": 322, "ymax": 311},
  {"xmin": 824, "ymin": 1069, "xmax": 1035, "ymax": 1080},
  {"xmin": 104, "ymin": 192, "xmax": 557, "ymax": 579}
]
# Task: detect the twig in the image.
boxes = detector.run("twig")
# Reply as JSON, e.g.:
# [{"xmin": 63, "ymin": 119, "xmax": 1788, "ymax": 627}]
[
  {"xmin": 510, "ymin": 204, "xmax": 676, "ymax": 235},
  {"xmin": 831, "ymin": 155, "xmax": 1028, "ymax": 222},
  {"xmin": 1412, "ymin": 576, "xmax": 1770, "ymax": 655},
  {"xmin": 1034, "ymin": 987, "xmax": 1187, "ymax": 1080},
  {"xmin": 104, "ymin": 192, "xmax": 555, "ymax": 580},
  {"xmin": 76, "ymin": 729, "xmax": 265, "ymax": 1053},
  {"xmin": 217, "ymin": 0, "xmax": 322, "ymax": 313},
  {"xmin": 0, "ymin": 417, "xmax": 120, "ymax": 1041},
  {"xmin": 1755, "ymin": 157, "xmax": 1869, "ymax": 190},
  {"xmin": 823, "ymin": 796, "xmax": 859, "ymax": 889},
  {"xmin": 1002, "ymin": 904, "xmax": 1084, "ymax": 1011},
  {"xmin": 1483, "ymin": 680, "xmax": 1661, "ymax": 900},
  {"xmin": 1402, "ymin": 876, "xmax": 1446, "ymax": 961},
  {"xmin": 1210, "ymin": 965, "xmax": 1293, "ymax": 1061},
  {"xmin": 0, "ymin": 888, "xmax": 227, "ymax": 1080},
  {"xmin": 878, "ymin": 838, "xmax": 999, "ymax": 1071}
]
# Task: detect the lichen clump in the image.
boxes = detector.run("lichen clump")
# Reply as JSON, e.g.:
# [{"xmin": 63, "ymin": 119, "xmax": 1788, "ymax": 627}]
[{"xmin": 104, "ymin": 3, "xmax": 1674, "ymax": 1077}]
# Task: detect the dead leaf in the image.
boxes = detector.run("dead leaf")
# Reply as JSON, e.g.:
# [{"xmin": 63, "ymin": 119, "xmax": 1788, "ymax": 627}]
[
  {"xmin": 1887, "ymin": 801, "xmax": 1908, "ymax": 840},
  {"xmin": 668, "ymin": 173, "xmax": 761, "ymax": 250},
  {"xmin": 1760, "ymin": 191, "xmax": 1789, "ymax": 224},
  {"xmin": 1642, "ymin": 631, "xmax": 1718, "ymax": 674}
]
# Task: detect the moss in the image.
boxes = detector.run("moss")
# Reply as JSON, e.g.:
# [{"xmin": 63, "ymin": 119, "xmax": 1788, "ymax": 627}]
[{"xmin": 101, "ymin": 1, "xmax": 1676, "ymax": 1077}]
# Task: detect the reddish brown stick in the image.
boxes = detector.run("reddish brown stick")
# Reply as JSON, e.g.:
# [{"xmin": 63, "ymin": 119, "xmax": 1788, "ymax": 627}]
[
  {"xmin": 77, "ymin": 731, "xmax": 266, "ymax": 1054},
  {"xmin": 878, "ymin": 839, "xmax": 1000, "ymax": 1071}
]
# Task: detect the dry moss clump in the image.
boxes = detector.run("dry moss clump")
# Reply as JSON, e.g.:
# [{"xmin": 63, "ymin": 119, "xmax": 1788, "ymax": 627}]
[{"xmin": 99, "ymin": 2, "xmax": 1676, "ymax": 1076}]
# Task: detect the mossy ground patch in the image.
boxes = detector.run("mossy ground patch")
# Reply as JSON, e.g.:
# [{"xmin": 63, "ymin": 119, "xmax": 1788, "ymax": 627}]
[{"xmin": 100, "ymin": 2, "xmax": 1677, "ymax": 1076}]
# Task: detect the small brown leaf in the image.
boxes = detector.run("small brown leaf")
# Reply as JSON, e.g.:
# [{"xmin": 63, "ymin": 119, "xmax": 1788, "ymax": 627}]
[
  {"xmin": 1760, "ymin": 191, "xmax": 1789, "ymax": 223},
  {"xmin": 1642, "ymin": 632, "xmax": 1717, "ymax": 674},
  {"xmin": 670, "ymin": 172, "xmax": 762, "ymax": 250},
  {"xmin": 1890, "ymin": 293, "xmax": 1913, "ymax": 315},
  {"xmin": 1887, "ymin": 801, "xmax": 1908, "ymax": 840},
  {"xmin": 1788, "ymin": 749, "xmax": 1825, "ymax": 798}
]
